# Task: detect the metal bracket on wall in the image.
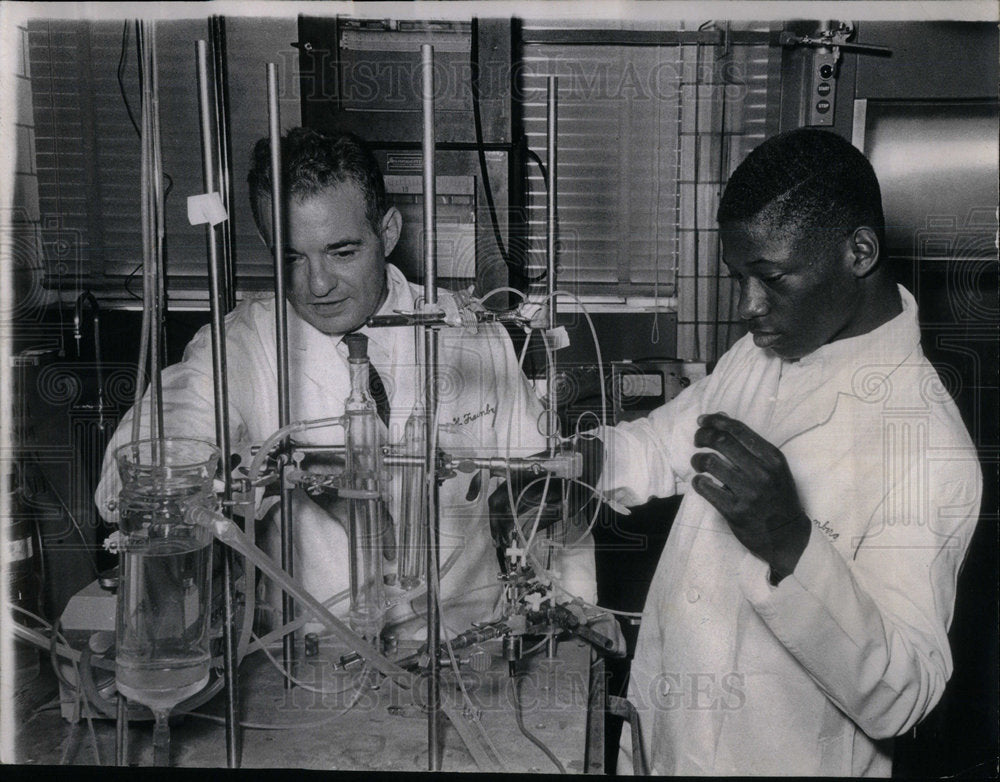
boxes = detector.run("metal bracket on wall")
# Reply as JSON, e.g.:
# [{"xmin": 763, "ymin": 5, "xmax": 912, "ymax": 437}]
[{"xmin": 780, "ymin": 22, "xmax": 891, "ymax": 127}]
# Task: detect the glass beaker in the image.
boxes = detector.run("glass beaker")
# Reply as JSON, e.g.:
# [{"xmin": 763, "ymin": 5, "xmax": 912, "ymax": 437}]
[{"xmin": 114, "ymin": 438, "xmax": 218, "ymax": 718}]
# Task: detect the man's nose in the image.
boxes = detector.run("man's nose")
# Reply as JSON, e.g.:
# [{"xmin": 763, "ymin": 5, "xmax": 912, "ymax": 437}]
[
  {"xmin": 737, "ymin": 278, "xmax": 770, "ymax": 320},
  {"xmin": 307, "ymin": 257, "xmax": 339, "ymax": 298}
]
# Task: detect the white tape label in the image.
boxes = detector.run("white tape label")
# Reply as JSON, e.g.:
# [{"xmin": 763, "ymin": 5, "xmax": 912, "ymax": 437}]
[{"xmin": 186, "ymin": 192, "xmax": 228, "ymax": 227}]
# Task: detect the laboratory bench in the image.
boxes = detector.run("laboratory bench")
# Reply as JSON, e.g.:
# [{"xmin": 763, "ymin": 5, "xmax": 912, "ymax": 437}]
[{"xmin": 9, "ymin": 634, "xmax": 601, "ymax": 773}]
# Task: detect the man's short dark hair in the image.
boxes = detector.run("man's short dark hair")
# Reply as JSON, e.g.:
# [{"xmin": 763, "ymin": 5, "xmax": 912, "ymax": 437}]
[
  {"xmin": 248, "ymin": 127, "xmax": 389, "ymax": 236},
  {"xmin": 717, "ymin": 128, "xmax": 885, "ymax": 248}
]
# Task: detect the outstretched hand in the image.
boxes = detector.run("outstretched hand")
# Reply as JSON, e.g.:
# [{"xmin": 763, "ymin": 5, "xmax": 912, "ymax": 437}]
[{"xmin": 690, "ymin": 412, "xmax": 810, "ymax": 582}]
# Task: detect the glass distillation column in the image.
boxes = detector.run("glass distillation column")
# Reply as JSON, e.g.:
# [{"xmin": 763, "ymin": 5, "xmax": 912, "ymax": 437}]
[
  {"xmin": 397, "ymin": 371, "xmax": 427, "ymax": 590},
  {"xmin": 114, "ymin": 437, "xmax": 219, "ymax": 765},
  {"xmin": 342, "ymin": 334, "xmax": 387, "ymax": 642}
]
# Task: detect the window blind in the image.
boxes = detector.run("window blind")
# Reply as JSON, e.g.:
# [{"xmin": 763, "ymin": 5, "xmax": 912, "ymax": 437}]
[
  {"xmin": 520, "ymin": 21, "xmax": 778, "ymax": 353},
  {"xmin": 28, "ymin": 19, "xmax": 282, "ymax": 304}
]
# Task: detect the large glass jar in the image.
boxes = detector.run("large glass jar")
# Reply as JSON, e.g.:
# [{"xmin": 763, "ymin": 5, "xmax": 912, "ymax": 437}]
[{"xmin": 114, "ymin": 437, "xmax": 219, "ymax": 712}]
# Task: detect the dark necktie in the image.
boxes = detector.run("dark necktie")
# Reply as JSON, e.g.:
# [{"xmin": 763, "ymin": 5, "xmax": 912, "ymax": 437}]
[{"xmin": 368, "ymin": 362, "xmax": 390, "ymax": 428}]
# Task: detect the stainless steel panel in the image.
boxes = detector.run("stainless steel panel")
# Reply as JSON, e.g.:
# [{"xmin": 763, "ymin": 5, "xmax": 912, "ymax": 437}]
[{"xmin": 863, "ymin": 100, "xmax": 999, "ymax": 260}]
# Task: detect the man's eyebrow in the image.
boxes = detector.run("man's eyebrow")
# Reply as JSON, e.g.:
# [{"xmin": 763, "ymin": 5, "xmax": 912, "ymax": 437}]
[
  {"xmin": 325, "ymin": 239, "xmax": 363, "ymax": 250},
  {"xmin": 281, "ymin": 239, "xmax": 363, "ymax": 254},
  {"xmin": 747, "ymin": 256, "xmax": 788, "ymax": 267}
]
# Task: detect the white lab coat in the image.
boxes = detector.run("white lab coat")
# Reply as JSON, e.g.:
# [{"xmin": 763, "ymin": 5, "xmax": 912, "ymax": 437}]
[
  {"xmin": 96, "ymin": 264, "xmax": 595, "ymax": 638},
  {"xmin": 603, "ymin": 286, "xmax": 981, "ymax": 776}
]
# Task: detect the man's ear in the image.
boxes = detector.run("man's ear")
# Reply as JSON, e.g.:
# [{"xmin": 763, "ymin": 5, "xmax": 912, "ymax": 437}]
[
  {"xmin": 253, "ymin": 196, "xmax": 272, "ymax": 250},
  {"xmin": 848, "ymin": 226, "xmax": 880, "ymax": 278},
  {"xmin": 380, "ymin": 207, "xmax": 403, "ymax": 258}
]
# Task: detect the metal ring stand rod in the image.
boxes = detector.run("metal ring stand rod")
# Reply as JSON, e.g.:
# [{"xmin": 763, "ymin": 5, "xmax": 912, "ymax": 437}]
[
  {"xmin": 149, "ymin": 21, "xmax": 166, "ymax": 442},
  {"xmin": 420, "ymin": 43, "xmax": 443, "ymax": 772},
  {"xmin": 196, "ymin": 39, "xmax": 241, "ymax": 768},
  {"xmin": 545, "ymin": 76, "xmax": 559, "ymax": 455},
  {"xmin": 541, "ymin": 76, "xmax": 561, "ymax": 602},
  {"xmin": 210, "ymin": 16, "xmax": 237, "ymax": 312},
  {"xmin": 265, "ymin": 64, "xmax": 297, "ymax": 689},
  {"xmin": 119, "ymin": 19, "xmax": 165, "ymax": 764}
]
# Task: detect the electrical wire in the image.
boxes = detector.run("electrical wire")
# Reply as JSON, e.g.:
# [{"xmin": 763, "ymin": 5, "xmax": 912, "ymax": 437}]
[
  {"xmin": 10, "ymin": 606, "xmax": 103, "ymax": 764},
  {"xmin": 78, "ymin": 645, "xmax": 119, "ymax": 720},
  {"xmin": 24, "ymin": 450, "xmax": 100, "ymax": 579},
  {"xmin": 510, "ymin": 666, "xmax": 566, "ymax": 774}
]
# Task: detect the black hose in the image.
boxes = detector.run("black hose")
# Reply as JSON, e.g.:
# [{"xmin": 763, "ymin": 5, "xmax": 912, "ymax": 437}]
[
  {"xmin": 526, "ymin": 147, "xmax": 548, "ymax": 188},
  {"xmin": 470, "ymin": 18, "xmax": 509, "ymax": 267},
  {"xmin": 117, "ymin": 22, "xmax": 140, "ymax": 136},
  {"xmin": 471, "ymin": 19, "xmax": 550, "ymax": 288}
]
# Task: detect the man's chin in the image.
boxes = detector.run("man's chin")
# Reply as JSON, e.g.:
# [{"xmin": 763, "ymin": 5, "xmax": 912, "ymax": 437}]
[{"xmin": 300, "ymin": 309, "xmax": 364, "ymax": 336}]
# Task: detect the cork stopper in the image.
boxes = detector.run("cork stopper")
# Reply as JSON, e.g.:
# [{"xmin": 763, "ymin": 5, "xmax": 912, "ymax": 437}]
[{"xmin": 343, "ymin": 333, "xmax": 369, "ymax": 360}]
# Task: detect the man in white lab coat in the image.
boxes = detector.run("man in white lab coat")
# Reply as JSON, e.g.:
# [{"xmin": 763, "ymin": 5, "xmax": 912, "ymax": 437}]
[
  {"xmin": 96, "ymin": 128, "xmax": 595, "ymax": 640},
  {"xmin": 591, "ymin": 129, "xmax": 981, "ymax": 775}
]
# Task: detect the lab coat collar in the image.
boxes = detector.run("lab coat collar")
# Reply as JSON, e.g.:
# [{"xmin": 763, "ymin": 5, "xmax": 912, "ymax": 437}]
[
  {"xmin": 792, "ymin": 284, "xmax": 920, "ymax": 379},
  {"xmin": 769, "ymin": 285, "xmax": 922, "ymax": 446}
]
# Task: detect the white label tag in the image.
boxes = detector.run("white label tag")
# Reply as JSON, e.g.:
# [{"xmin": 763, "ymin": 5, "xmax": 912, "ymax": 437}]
[
  {"xmin": 187, "ymin": 192, "xmax": 229, "ymax": 226},
  {"xmin": 8, "ymin": 536, "xmax": 33, "ymax": 561}
]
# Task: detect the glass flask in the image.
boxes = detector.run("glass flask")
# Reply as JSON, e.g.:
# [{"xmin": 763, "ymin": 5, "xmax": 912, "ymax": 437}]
[
  {"xmin": 343, "ymin": 334, "xmax": 386, "ymax": 642},
  {"xmin": 114, "ymin": 437, "xmax": 218, "ymax": 717}
]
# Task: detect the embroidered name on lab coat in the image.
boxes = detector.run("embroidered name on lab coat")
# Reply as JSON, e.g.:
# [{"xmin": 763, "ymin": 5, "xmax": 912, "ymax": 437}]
[
  {"xmin": 812, "ymin": 518, "xmax": 839, "ymax": 541},
  {"xmin": 452, "ymin": 403, "xmax": 497, "ymax": 427}
]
